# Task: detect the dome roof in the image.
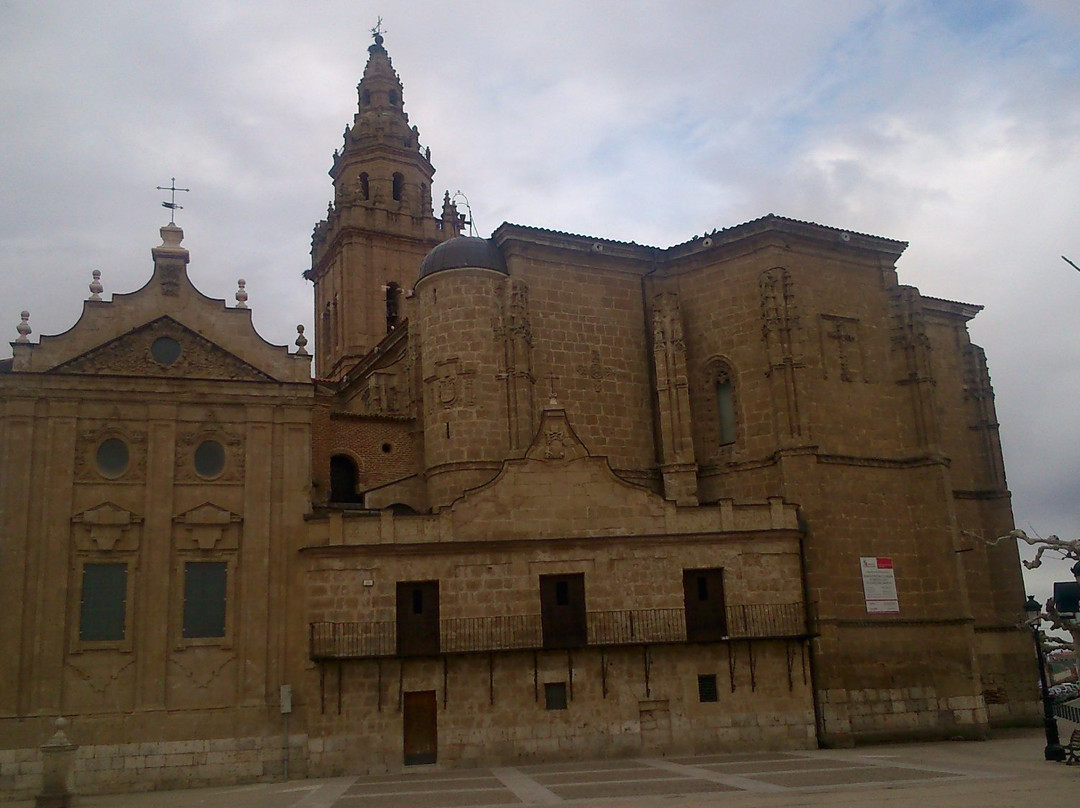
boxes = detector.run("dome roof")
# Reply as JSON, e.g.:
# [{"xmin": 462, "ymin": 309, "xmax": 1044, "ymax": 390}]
[{"xmin": 418, "ymin": 237, "xmax": 507, "ymax": 280}]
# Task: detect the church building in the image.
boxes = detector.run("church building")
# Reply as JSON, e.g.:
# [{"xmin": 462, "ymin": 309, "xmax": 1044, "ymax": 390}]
[{"xmin": 0, "ymin": 31, "xmax": 1035, "ymax": 798}]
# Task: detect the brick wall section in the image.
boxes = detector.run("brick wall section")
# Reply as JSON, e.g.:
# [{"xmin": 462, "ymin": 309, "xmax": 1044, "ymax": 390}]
[{"xmin": 311, "ymin": 393, "xmax": 421, "ymax": 503}]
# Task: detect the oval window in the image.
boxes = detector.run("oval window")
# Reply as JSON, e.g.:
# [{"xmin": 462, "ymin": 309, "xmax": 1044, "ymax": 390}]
[
  {"xmin": 194, "ymin": 440, "xmax": 226, "ymax": 479},
  {"xmin": 96, "ymin": 438, "xmax": 129, "ymax": 478},
  {"xmin": 151, "ymin": 337, "xmax": 182, "ymax": 366}
]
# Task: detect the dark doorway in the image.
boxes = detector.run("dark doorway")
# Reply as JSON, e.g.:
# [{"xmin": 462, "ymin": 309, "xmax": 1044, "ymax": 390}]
[
  {"xmin": 329, "ymin": 454, "xmax": 360, "ymax": 503},
  {"xmin": 403, "ymin": 690, "xmax": 437, "ymax": 765},
  {"xmin": 396, "ymin": 581, "xmax": 440, "ymax": 656},
  {"xmin": 539, "ymin": 573, "xmax": 587, "ymax": 649},
  {"xmin": 683, "ymin": 568, "xmax": 727, "ymax": 641}
]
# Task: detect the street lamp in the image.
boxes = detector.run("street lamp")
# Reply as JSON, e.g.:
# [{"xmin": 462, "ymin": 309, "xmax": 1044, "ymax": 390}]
[{"xmin": 1024, "ymin": 595, "xmax": 1065, "ymax": 761}]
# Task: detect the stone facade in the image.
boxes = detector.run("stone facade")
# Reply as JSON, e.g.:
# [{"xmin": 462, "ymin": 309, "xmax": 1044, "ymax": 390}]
[{"xmin": 0, "ymin": 30, "xmax": 1035, "ymax": 801}]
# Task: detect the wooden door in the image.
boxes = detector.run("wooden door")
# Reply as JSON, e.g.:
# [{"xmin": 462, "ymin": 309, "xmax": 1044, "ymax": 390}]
[
  {"xmin": 403, "ymin": 690, "xmax": 437, "ymax": 765},
  {"xmin": 396, "ymin": 581, "xmax": 440, "ymax": 656},
  {"xmin": 539, "ymin": 573, "xmax": 587, "ymax": 649}
]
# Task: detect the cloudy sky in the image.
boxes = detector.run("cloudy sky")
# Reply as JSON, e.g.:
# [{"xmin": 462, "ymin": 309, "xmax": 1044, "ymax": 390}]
[{"xmin": 2, "ymin": 1, "xmax": 1079, "ymax": 601}]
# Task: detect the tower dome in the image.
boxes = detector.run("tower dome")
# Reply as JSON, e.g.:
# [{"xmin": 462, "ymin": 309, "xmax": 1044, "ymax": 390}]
[{"xmin": 418, "ymin": 237, "xmax": 506, "ymax": 280}]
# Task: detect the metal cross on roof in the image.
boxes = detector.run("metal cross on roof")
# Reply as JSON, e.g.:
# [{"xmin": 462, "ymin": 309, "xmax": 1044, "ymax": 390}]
[
  {"xmin": 156, "ymin": 177, "xmax": 190, "ymax": 223},
  {"xmin": 371, "ymin": 17, "xmax": 386, "ymax": 41}
]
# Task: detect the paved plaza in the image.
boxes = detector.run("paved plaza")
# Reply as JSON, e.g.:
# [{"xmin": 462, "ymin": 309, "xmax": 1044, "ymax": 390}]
[{"xmin": 8, "ymin": 729, "xmax": 1076, "ymax": 808}]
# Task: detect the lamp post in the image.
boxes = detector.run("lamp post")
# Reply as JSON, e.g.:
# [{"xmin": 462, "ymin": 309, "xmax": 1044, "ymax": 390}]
[{"xmin": 1024, "ymin": 595, "xmax": 1065, "ymax": 761}]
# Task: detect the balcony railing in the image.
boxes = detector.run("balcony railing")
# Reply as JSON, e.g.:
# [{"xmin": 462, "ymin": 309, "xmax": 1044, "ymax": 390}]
[{"xmin": 310, "ymin": 603, "xmax": 806, "ymax": 661}]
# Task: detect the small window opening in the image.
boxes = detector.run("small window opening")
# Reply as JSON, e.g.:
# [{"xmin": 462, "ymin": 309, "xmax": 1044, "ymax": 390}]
[
  {"xmin": 556, "ymin": 580, "xmax": 570, "ymax": 606},
  {"xmin": 359, "ymin": 172, "xmax": 370, "ymax": 200},
  {"xmin": 545, "ymin": 682, "xmax": 568, "ymax": 710},
  {"xmin": 388, "ymin": 89, "xmax": 399, "ymax": 106},
  {"xmin": 698, "ymin": 674, "xmax": 719, "ymax": 703},
  {"xmin": 392, "ymin": 172, "xmax": 404, "ymax": 201}
]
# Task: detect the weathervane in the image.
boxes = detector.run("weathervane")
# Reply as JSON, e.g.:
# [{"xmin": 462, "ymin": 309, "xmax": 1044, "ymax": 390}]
[
  {"xmin": 156, "ymin": 177, "xmax": 190, "ymax": 223},
  {"xmin": 371, "ymin": 17, "xmax": 386, "ymax": 42}
]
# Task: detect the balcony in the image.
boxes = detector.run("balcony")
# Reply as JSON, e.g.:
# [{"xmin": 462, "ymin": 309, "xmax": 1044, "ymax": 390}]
[{"xmin": 309, "ymin": 603, "xmax": 807, "ymax": 661}]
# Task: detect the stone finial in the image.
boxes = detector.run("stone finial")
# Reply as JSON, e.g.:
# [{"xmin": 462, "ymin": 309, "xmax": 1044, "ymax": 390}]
[
  {"xmin": 89, "ymin": 270, "xmax": 103, "ymax": 301},
  {"xmin": 15, "ymin": 311, "xmax": 31, "ymax": 343},
  {"xmin": 295, "ymin": 325, "xmax": 309, "ymax": 356},
  {"xmin": 45, "ymin": 717, "xmax": 71, "ymax": 747},
  {"xmin": 235, "ymin": 279, "xmax": 248, "ymax": 308},
  {"xmin": 38, "ymin": 716, "xmax": 78, "ymax": 805}
]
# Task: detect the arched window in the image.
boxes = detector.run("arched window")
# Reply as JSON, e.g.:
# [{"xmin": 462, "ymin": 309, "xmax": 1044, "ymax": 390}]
[
  {"xmin": 703, "ymin": 358, "xmax": 738, "ymax": 449},
  {"xmin": 385, "ymin": 281, "xmax": 401, "ymax": 332},
  {"xmin": 388, "ymin": 89, "xmax": 399, "ymax": 107},
  {"xmin": 359, "ymin": 172, "xmax": 370, "ymax": 200},
  {"xmin": 330, "ymin": 454, "xmax": 360, "ymax": 503},
  {"xmin": 392, "ymin": 172, "xmax": 404, "ymax": 202}
]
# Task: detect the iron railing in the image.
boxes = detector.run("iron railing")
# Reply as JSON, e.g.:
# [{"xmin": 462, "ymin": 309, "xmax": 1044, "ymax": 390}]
[{"xmin": 310, "ymin": 602, "xmax": 806, "ymax": 661}]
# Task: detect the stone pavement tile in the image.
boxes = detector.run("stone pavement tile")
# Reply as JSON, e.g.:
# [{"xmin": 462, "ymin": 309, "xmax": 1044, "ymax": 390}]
[
  {"xmin": 351, "ymin": 769, "xmax": 501, "ymax": 784},
  {"xmin": 344, "ymin": 774, "xmax": 504, "ymax": 794},
  {"xmin": 333, "ymin": 789, "xmax": 519, "ymax": 807},
  {"xmin": 554, "ymin": 778, "xmax": 736, "ymax": 801},
  {"xmin": 531, "ymin": 765, "xmax": 688, "ymax": 784},
  {"xmin": 756, "ymin": 765, "xmax": 953, "ymax": 788},
  {"xmin": 667, "ymin": 753, "xmax": 803, "ymax": 765},
  {"xmin": 516, "ymin": 758, "xmax": 644, "ymax": 774},
  {"xmin": 699, "ymin": 757, "xmax": 868, "ymax": 774}
]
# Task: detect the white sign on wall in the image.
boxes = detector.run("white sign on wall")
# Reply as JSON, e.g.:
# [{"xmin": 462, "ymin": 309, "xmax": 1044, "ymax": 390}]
[{"xmin": 860, "ymin": 556, "xmax": 899, "ymax": 614}]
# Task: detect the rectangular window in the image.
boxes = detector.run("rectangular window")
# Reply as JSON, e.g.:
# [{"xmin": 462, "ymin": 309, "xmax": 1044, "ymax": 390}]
[
  {"xmin": 545, "ymin": 682, "xmax": 568, "ymax": 710},
  {"xmin": 80, "ymin": 563, "xmax": 127, "ymax": 642},
  {"xmin": 698, "ymin": 674, "xmax": 719, "ymax": 703},
  {"xmin": 716, "ymin": 379, "xmax": 736, "ymax": 445},
  {"xmin": 539, "ymin": 573, "xmax": 587, "ymax": 649},
  {"xmin": 683, "ymin": 568, "xmax": 727, "ymax": 642},
  {"xmin": 182, "ymin": 561, "xmax": 227, "ymax": 639}
]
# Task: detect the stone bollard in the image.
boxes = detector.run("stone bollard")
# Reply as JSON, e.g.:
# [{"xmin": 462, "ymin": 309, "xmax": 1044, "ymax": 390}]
[{"xmin": 36, "ymin": 717, "xmax": 77, "ymax": 808}]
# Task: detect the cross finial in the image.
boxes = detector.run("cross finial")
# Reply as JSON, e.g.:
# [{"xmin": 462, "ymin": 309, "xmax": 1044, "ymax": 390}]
[
  {"xmin": 547, "ymin": 370, "xmax": 561, "ymax": 407},
  {"xmin": 156, "ymin": 177, "xmax": 190, "ymax": 224}
]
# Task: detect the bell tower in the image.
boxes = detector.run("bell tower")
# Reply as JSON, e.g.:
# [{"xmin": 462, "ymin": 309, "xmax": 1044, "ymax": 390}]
[{"xmin": 306, "ymin": 27, "xmax": 463, "ymax": 380}]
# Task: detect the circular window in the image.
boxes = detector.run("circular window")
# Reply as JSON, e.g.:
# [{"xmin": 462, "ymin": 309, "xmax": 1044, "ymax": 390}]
[
  {"xmin": 381, "ymin": 442, "xmax": 392, "ymax": 454},
  {"xmin": 194, "ymin": 440, "xmax": 226, "ymax": 479},
  {"xmin": 151, "ymin": 336, "xmax": 182, "ymax": 366},
  {"xmin": 96, "ymin": 438, "xmax": 129, "ymax": 478}
]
